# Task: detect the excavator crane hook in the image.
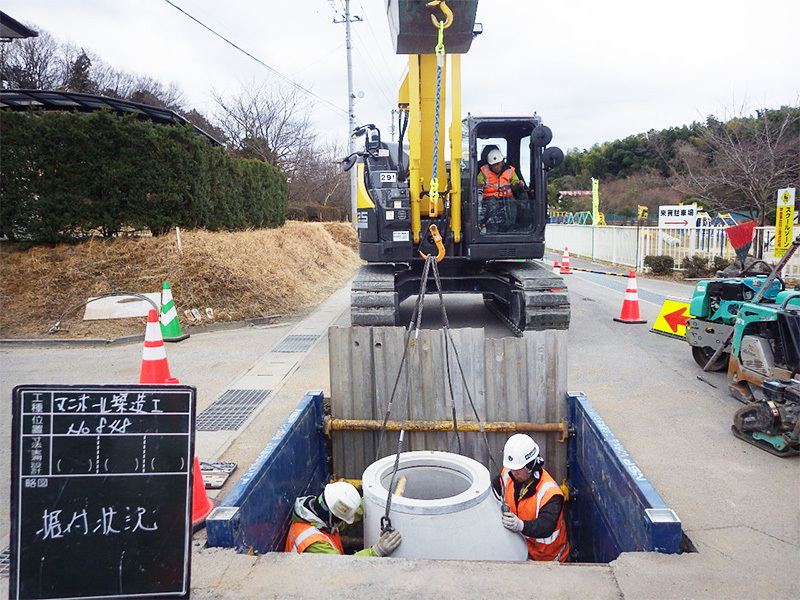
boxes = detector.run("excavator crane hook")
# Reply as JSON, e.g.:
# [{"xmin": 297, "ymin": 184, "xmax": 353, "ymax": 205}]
[{"xmin": 426, "ymin": 0, "xmax": 453, "ymax": 29}]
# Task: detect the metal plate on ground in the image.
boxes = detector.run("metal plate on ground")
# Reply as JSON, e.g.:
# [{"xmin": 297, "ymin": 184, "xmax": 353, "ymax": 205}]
[
  {"xmin": 82, "ymin": 292, "xmax": 161, "ymax": 320},
  {"xmin": 196, "ymin": 389, "xmax": 271, "ymax": 431},
  {"xmin": 0, "ymin": 546, "xmax": 9, "ymax": 578},
  {"xmin": 272, "ymin": 334, "xmax": 319, "ymax": 353},
  {"xmin": 200, "ymin": 461, "xmax": 238, "ymax": 489}
]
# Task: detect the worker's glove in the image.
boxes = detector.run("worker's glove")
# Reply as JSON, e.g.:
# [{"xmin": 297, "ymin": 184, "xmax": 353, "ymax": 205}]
[
  {"xmin": 372, "ymin": 529, "xmax": 402, "ymax": 557},
  {"xmin": 502, "ymin": 511, "xmax": 524, "ymax": 533}
]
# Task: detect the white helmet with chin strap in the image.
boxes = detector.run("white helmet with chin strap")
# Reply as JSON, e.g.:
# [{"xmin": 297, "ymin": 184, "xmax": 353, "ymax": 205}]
[
  {"xmin": 487, "ymin": 148, "xmax": 505, "ymax": 166},
  {"xmin": 503, "ymin": 433, "xmax": 540, "ymax": 470},
  {"xmin": 323, "ymin": 481, "xmax": 361, "ymax": 524}
]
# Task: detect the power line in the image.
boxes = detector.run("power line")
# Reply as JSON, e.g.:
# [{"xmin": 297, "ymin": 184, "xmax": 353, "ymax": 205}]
[{"xmin": 162, "ymin": 0, "xmax": 348, "ymax": 118}]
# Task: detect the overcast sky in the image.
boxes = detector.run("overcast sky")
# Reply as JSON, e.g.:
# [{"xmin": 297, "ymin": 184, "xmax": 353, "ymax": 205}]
[{"xmin": 4, "ymin": 0, "xmax": 799, "ymax": 153}]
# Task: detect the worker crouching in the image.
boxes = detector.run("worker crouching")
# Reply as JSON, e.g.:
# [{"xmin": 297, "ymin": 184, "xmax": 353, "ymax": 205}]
[
  {"xmin": 285, "ymin": 481, "xmax": 402, "ymax": 557},
  {"xmin": 494, "ymin": 434, "xmax": 569, "ymax": 562}
]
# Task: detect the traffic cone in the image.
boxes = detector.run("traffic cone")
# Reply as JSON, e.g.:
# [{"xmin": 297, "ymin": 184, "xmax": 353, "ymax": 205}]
[
  {"xmin": 552, "ymin": 260, "xmax": 560, "ymax": 275},
  {"xmin": 140, "ymin": 309, "xmax": 172, "ymax": 383},
  {"xmin": 613, "ymin": 271, "xmax": 647, "ymax": 324},
  {"xmin": 559, "ymin": 248, "xmax": 572, "ymax": 274},
  {"xmin": 191, "ymin": 455, "xmax": 216, "ymax": 532},
  {"xmin": 160, "ymin": 282, "xmax": 190, "ymax": 342}
]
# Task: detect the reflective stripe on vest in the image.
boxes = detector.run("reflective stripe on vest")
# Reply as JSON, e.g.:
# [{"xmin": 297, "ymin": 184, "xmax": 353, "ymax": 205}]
[
  {"xmin": 480, "ymin": 164, "xmax": 515, "ymax": 198},
  {"xmin": 286, "ymin": 522, "xmax": 343, "ymax": 554},
  {"xmin": 533, "ymin": 480, "xmax": 560, "ymax": 542}
]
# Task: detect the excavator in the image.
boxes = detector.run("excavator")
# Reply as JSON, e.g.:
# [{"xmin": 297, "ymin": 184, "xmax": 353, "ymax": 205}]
[{"xmin": 345, "ymin": 0, "xmax": 569, "ymax": 333}]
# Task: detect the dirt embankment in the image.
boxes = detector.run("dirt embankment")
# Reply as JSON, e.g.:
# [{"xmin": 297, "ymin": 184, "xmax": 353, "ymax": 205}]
[{"xmin": 0, "ymin": 222, "xmax": 361, "ymax": 339}]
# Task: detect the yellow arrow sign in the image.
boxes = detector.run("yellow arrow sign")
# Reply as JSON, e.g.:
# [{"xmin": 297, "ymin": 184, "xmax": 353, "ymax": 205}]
[{"xmin": 650, "ymin": 298, "xmax": 694, "ymax": 339}]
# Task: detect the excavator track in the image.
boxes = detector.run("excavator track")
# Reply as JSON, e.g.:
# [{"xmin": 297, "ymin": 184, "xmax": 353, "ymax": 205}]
[
  {"xmin": 486, "ymin": 262, "xmax": 571, "ymax": 332},
  {"xmin": 351, "ymin": 264, "xmax": 400, "ymax": 327},
  {"xmin": 351, "ymin": 261, "xmax": 569, "ymax": 333}
]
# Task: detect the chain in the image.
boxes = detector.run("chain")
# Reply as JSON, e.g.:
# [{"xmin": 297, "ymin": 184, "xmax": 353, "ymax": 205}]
[{"xmin": 428, "ymin": 20, "xmax": 445, "ymax": 217}]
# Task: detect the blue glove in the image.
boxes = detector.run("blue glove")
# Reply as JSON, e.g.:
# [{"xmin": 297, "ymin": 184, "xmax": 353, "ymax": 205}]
[{"xmin": 502, "ymin": 511, "xmax": 524, "ymax": 533}]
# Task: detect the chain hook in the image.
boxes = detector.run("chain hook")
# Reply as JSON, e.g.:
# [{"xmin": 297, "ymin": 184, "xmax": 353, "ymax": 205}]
[{"xmin": 426, "ymin": 0, "xmax": 453, "ymax": 29}]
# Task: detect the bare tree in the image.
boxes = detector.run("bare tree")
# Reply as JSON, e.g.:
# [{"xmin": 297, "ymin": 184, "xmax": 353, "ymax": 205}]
[
  {"xmin": 212, "ymin": 82, "xmax": 315, "ymax": 176},
  {"xmin": 288, "ymin": 142, "xmax": 350, "ymax": 221},
  {"xmin": 670, "ymin": 105, "xmax": 800, "ymax": 225},
  {"xmin": 1, "ymin": 29, "xmax": 62, "ymax": 89}
]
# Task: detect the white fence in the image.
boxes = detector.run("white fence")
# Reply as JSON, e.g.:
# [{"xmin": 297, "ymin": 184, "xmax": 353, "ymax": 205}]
[{"xmin": 546, "ymin": 224, "xmax": 800, "ymax": 278}]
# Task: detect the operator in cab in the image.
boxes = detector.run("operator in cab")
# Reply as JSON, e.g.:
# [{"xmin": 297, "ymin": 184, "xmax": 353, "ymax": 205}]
[
  {"xmin": 477, "ymin": 147, "xmax": 525, "ymax": 233},
  {"xmin": 493, "ymin": 434, "xmax": 569, "ymax": 562},
  {"xmin": 285, "ymin": 480, "xmax": 402, "ymax": 557}
]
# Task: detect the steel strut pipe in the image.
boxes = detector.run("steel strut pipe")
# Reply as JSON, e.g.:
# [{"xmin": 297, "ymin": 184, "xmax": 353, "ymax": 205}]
[{"xmin": 324, "ymin": 416, "xmax": 570, "ymax": 442}]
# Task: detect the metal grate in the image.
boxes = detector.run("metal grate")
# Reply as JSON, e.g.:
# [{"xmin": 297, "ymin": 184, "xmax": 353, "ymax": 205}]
[
  {"xmin": 0, "ymin": 546, "xmax": 9, "ymax": 578},
  {"xmin": 196, "ymin": 389, "xmax": 271, "ymax": 431},
  {"xmin": 272, "ymin": 334, "xmax": 319, "ymax": 353}
]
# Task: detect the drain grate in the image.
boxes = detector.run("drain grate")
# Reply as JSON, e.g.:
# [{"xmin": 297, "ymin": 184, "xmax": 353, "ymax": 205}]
[
  {"xmin": 196, "ymin": 389, "xmax": 271, "ymax": 431},
  {"xmin": 0, "ymin": 546, "xmax": 9, "ymax": 578},
  {"xmin": 272, "ymin": 334, "xmax": 319, "ymax": 353}
]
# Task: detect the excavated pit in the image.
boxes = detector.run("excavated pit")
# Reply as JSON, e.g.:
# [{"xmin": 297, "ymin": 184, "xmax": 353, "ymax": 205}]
[{"xmin": 361, "ymin": 451, "xmax": 528, "ymax": 561}]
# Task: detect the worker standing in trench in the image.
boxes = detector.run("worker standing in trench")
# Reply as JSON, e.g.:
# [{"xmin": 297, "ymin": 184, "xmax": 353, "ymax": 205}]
[
  {"xmin": 285, "ymin": 481, "xmax": 402, "ymax": 557},
  {"xmin": 494, "ymin": 434, "xmax": 570, "ymax": 562}
]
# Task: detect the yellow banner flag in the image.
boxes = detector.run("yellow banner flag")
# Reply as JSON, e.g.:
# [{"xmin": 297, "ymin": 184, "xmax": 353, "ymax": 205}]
[{"xmin": 775, "ymin": 188, "xmax": 795, "ymax": 258}]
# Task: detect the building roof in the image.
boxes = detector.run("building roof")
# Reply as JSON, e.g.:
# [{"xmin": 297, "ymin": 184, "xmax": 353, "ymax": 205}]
[
  {"xmin": 0, "ymin": 12, "xmax": 38, "ymax": 40},
  {"xmin": 0, "ymin": 89, "xmax": 222, "ymax": 145}
]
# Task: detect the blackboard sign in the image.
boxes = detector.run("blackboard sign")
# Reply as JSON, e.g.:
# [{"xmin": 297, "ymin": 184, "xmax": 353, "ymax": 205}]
[{"xmin": 10, "ymin": 384, "xmax": 196, "ymax": 600}]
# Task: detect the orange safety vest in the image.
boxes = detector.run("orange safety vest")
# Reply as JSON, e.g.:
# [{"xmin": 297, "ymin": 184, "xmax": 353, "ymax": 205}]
[
  {"xmin": 501, "ymin": 467, "xmax": 569, "ymax": 562},
  {"xmin": 284, "ymin": 521, "xmax": 344, "ymax": 554},
  {"xmin": 480, "ymin": 164, "xmax": 516, "ymax": 198}
]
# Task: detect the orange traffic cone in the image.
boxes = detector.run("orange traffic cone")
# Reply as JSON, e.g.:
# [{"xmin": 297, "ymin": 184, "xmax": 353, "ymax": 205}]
[
  {"xmin": 559, "ymin": 248, "xmax": 572, "ymax": 274},
  {"xmin": 139, "ymin": 309, "xmax": 172, "ymax": 383},
  {"xmin": 613, "ymin": 271, "xmax": 647, "ymax": 324},
  {"xmin": 552, "ymin": 260, "xmax": 560, "ymax": 275},
  {"xmin": 191, "ymin": 455, "xmax": 216, "ymax": 531}
]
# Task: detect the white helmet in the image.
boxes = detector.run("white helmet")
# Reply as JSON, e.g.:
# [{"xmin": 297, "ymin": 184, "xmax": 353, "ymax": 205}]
[
  {"xmin": 323, "ymin": 481, "xmax": 361, "ymax": 524},
  {"xmin": 503, "ymin": 433, "xmax": 540, "ymax": 470},
  {"xmin": 487, "ymin": 148, "xmax": 505, "ymax": 166}
]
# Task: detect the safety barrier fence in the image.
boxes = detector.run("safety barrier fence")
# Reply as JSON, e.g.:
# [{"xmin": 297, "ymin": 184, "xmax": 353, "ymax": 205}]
[{"xmin": 546, "ymin": 224, "xmax": 800, "ymax": 278}]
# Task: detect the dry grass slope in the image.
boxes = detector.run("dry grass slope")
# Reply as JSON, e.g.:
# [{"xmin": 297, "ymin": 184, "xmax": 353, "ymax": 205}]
[{"xmin": 0, "ymin": 222, "xmax": 361, "ymax": 339}]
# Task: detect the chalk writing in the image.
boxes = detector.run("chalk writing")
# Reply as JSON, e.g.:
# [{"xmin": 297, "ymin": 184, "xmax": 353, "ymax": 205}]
[
  {"xmin": 37, "ymin": 505, "xmax": 159, "ymax": 540},
  {"xmin": 53, "ymin": 392, "xmax": 165, "ymax": 414}
]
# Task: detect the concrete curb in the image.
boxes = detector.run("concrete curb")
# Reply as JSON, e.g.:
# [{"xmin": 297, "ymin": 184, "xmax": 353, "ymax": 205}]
[{"xmin": 0, "ymin": 315, "xmax": 289, "ymax": 348}]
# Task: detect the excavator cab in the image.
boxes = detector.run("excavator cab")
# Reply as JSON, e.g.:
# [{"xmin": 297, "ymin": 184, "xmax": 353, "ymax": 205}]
[{"xmin": 462, "ymin": 114, "xmax": 563, "ymax": 260}]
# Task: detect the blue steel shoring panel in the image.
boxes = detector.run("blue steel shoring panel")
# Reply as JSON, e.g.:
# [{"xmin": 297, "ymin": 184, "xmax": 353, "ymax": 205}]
[
  {"xmin": 206, "ymin": 391, "xmax": 329, "ymax": 553},
  {"xmin": 567, "ymin": 392, "xmax": 682, "ymax": 562}
]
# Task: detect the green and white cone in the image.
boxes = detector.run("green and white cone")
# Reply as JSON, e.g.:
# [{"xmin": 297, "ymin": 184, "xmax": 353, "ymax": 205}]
[{"xmin": 160, "ymin": 282, "xmax": 189, "ymax": 342}]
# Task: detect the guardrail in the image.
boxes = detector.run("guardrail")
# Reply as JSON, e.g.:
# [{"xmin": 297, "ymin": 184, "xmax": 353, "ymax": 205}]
[{"xmin": 546, "ymin": 224, "xmax": 800, "ymax": 277}]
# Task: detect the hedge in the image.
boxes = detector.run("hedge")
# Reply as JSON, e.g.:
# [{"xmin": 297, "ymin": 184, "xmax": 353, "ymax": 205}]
[{"xmin": 0, "ymin": 110, "xmax": 287, "ymax": 241}]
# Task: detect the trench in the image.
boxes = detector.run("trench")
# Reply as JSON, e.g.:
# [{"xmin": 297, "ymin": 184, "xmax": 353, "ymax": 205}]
[{"xmin": 205, "ymin": 391, "xmax": 691, "ymax": 563}]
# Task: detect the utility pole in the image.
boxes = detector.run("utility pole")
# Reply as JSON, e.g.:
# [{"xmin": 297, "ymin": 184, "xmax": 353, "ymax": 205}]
[{"xmin": 333, "ymin": 0, "xmax": 362, "ymax": 226}]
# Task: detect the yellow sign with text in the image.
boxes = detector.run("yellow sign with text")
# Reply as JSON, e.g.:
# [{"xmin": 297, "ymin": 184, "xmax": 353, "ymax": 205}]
[
  {"xmin": 651, "ymin": 298, "xmax": 694, "ymax": 339},
  {"xmin": 775, "ymin": 188, "xmax": 796, "ymax": 258}
]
